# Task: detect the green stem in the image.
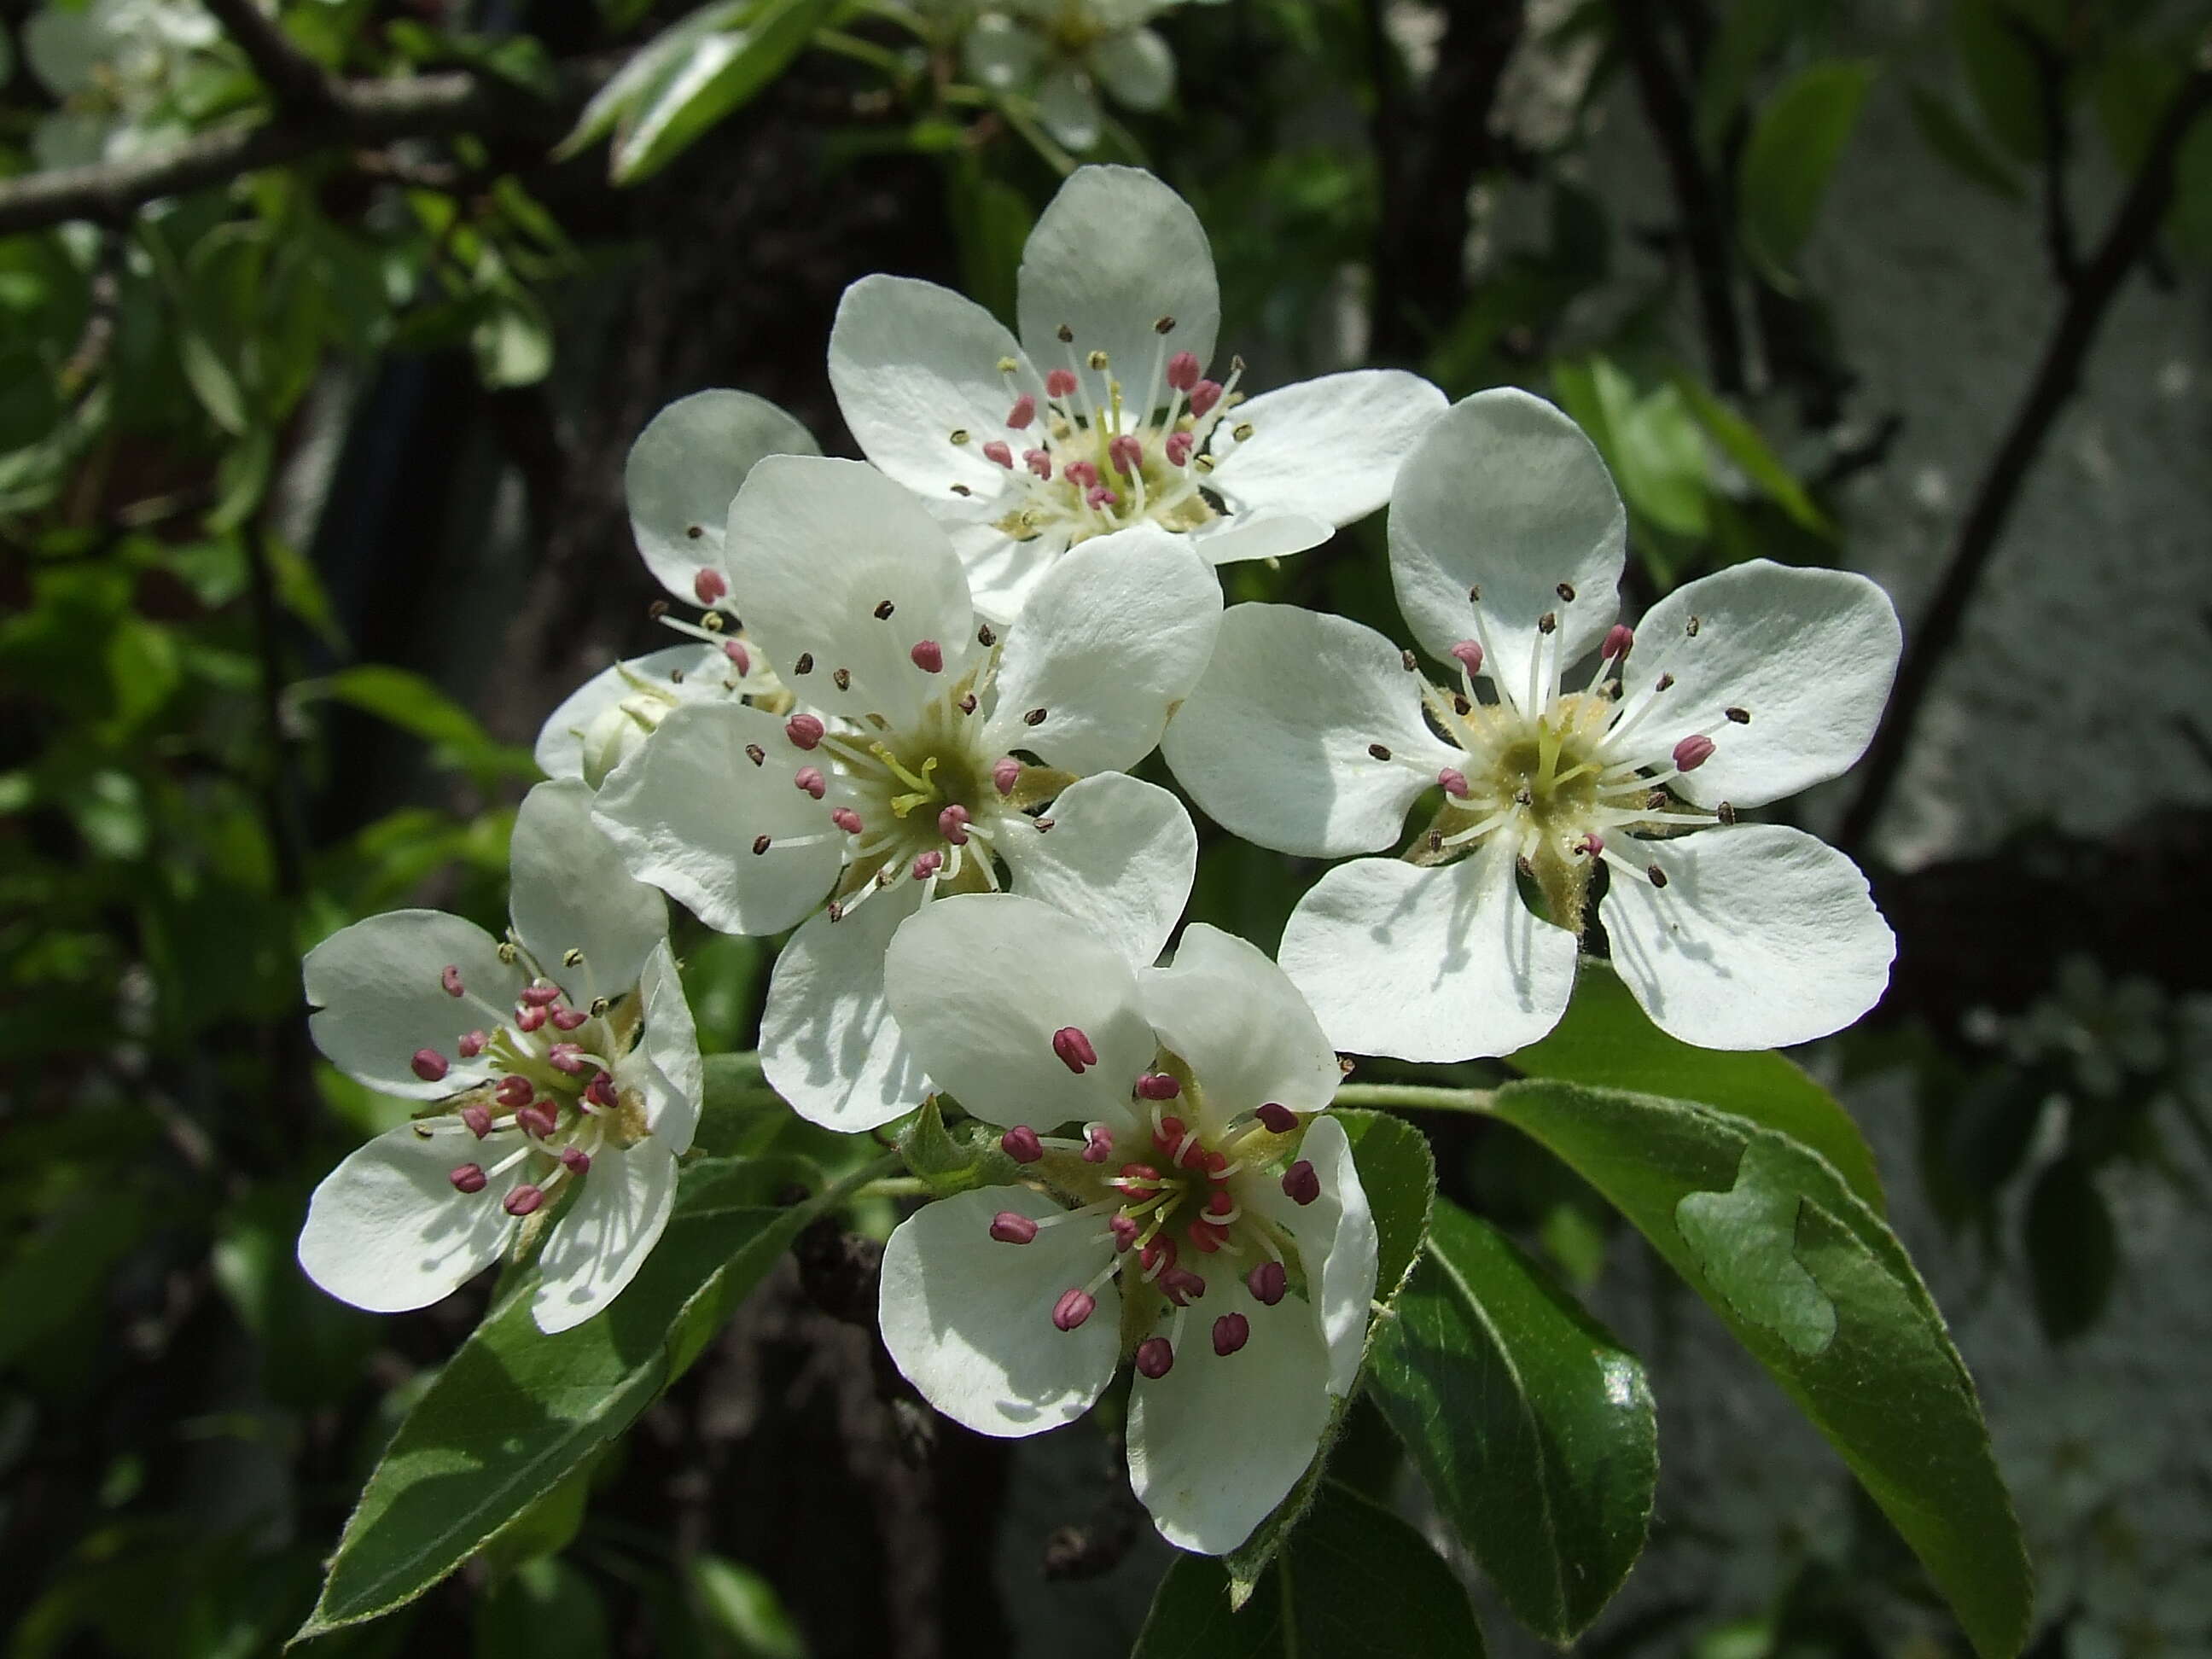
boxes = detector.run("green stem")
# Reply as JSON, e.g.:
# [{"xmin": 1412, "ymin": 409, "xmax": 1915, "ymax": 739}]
[
  {"xmin": 813, "ymin": 28, "xmax": 911, "ymax": 78},
  {"xmin": 995, "ymin": 95, "xmax": 1077, "ymax": 176},
  {"xmin": 1334, "ymin": 1082, "xmax": 1499, "ymax": 1115},
  {"xmin": 856, "ymin": 1175, "xmax": 934, "ymax": 1199}
]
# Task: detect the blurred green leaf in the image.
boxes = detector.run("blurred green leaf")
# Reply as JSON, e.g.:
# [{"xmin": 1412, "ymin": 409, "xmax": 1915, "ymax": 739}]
[
  {"xmin": 292, "ymin": 666, "xmax": 536, "ymax": 780},
  {"xmin": 689, "ymin": 1555, "xmax": 806, "ymax": 1658},
  {"xmin": 1691, "ymin": 0, "xmax": 1791, "ymax": 157},
  {"xmin": 473, "ymin": 1557, "xmax": 610, "ymax": 1659},
  {"xmin": 2023, "ymin": 1155, "xmax": 2116, "ymax": 1342},
  {"xmin": 605, "ymin": 0, "xmax": 837, "ymax": 186},
  {"xmin": 561, "ymin": 1, "xmax": 752, "ymax": 157},
  {"xmin": 1511, "ymin": 959, "xmax": 1885, "ymax": 1212},
  {"xmin": 1487, "ymin": 1080, "xmax": 2031, "ymax": 1659},
  {"xmin": 1906, "ymin": 83, "xmax": 2028, "ymax": 203},
  {"xmin": 1135, "ymin": 1479, "xmax": 1485, "ymax": 1657},
  {"xmin": 1667, "ymin": 370, "xmax": 1832, "ymax": 536},
  {"xmin": 1368, "ymin": 1200, "xmax": 1655, "ymax": 1642},
  {"xmin": 1738, "ymin": 61, "xmax": 1878, "ymax": 281},
  {"xmin": 1950, "ymin": 0, "xmax": 2048, "ymax": 163},
  {"xmin": 294, "ymin": 1153, "xmax": 892, "ymax": 1639}
]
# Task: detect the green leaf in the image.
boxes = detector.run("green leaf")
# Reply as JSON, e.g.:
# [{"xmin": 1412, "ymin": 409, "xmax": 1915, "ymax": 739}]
[
  {"xmin": 1950, "ymin": 0, "xmax": 2047, "ymax": 163},
  {"xmin": 1219, "ymin": 1109, "xmax": 1435, "ymax": 1607},
  {"xmin": 1676, "ymin": 1138, "xmax": 1837, "ymax": 1356},
  {"xmin": 470, "ymin": 288, "xmax": 555, "ymax": 389},
  {"xmin": 1511, "ymin": 959, "xmax": 1885, "ymax": 1212},
  {"xmin": 608, "ymin": 0, "xmax": 837, "ymax": 186},
  {"xmin": 897, "ymin": 1095, "xmax": 987, "ymax": 1196},
  {"xmin": 1738, "ymin": 61, "xmax": 1878, "ymax": 281},
  {"xmin": 1134, "ymin": 1479, "xmax": 1484, "ymax": 1658},
  {"xmin": 1691, "ymin": 0, "xmax": 1790, "ymax": 157},
  {"xmin": 293, "ymin": 1153, "xmax": 892, "ymax": 1640},
  {"xmin": 688, "ymin": 1556, "xmax": 805, "ymax": 1658},
  {"xmin": 473, "ymin": 1557, "xmax": 609, "ymax": 1659},
  {"xmin": 558, "ymin": 0, "xmax": 751, "ymax": 158},
  {"xmin": 1487, "ymin": 1080, "xmax": 2032, "ymax": 1658},
  {"xmin": 1906, "ymin": 83, "xmax": 2028, "ymax": 203},
  {"xmin": 294, "ymin": 665, "xmax": 537, "ymax": 780},
  {"xmin": 2023, "ymin": 1155, "xmax": 2115, "ymax": 1343},
  {"xmin": 1666, "ymin": 369, "xmax": 1833, "ymax": 536},
  {"xmin": 1368, "ymin": 1200, "xmax": 1654, "ymax": 1642}
]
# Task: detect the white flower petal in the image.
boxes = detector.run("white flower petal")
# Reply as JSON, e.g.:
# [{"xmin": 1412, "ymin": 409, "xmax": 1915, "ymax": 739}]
[
  {"xmin": 829, "ymin": 275, "xmax": 1037, "ymax": 500},
  {"xmin": 1089, "ymin": 26, "xmax": 1173, "ymax": 109},
  {"xmin": 1017, "ymin": 166, "xmax": 1220, "ymax": 415},
  {"xmin": 1035, "ymin": 64, "xmax": 1103, "ymax": 152},
  {"xmin": 759, "ymin": 882, "xmax": 931, "ymax": 1132},
  {"xmin": 1388, "ymin": 389, "xmax": 1626, "ymax": 713},
  {"xmin": 1599, "ymin": 824, "xmax": 1894, "ymax": 1050},
  {"xmin": 1161, "ymin": 602, "xmax": 1458, "ymax": 859},
  {"xmin": 981, "ymin": 524, "xmax": 1222, "ymax": 775},
  {"xmin": 509, "ymin": 778, "xmax": 667, "ymax": 1000},
  {"xmin": 882, "ymin": 893, "xmax": 1152, "ymax": 1131},
  {"xmin": 879, "ymin": 1185, "xmax": 1121, "ymax": 1437},
  {"xmin": 1205, "ymin": 370, "xmax": 1447, "ymax": 528},
  {"xmin": 725, "ymin": 456, "xmax": 976, "ymax": 728},
  {"xmin": 952, "ymin": 515, "xmax": 1069, "ymax": 626},
  {"xmin": 1182, "ymin": 510, "xmax": 1336, "ymax": 567},
  {"xmin": 531, "ymin": 1139, "xmax": 679, "ymax": 1334},
  {"xmin": 1137, "ymin": 926, "xmax": 1341, "ymax": 1136},
  {"xmin": 626, "ymin": 389, "xmax": 817, "ymax": 604},
  {"xmin": 631, "ymin": 940, "xmax": 702, "ymax": 1150},
  {"xmin": 304, "ymin": 910, "xmax": 523, "ymax": 1097},
  {"xmin": 963, "ymin": 11, "xmax": 1045, "ymax": 90},
  {"xmin": 1126, "ymin": 1274, "xmax": 1334, "ymax": 1555},
  {"xmin": 296, "ymin": 1121, "xmax": 513, "ymax": 1313},
  {"xmin": 996, "ymin": 771, "xmax": 1195, "ymax": 972},
  {"xmin": 592, "ymin": 702, "xmax": 844, "ymax": 937},
  {"xmin": 1238, "ymin": 1114, "xmax": 1378, "ymax": 1394},
  {"xmin": 1279, "ymin": 843, "xmax": 1580, "ymax": 1061},
  {"xmin": 1612, "ymin": 560, "xmax": 1903, "ymax": 808},
  {"xmin": 533, "ymin": 643, "xmax": 734, "ymax": 784}
]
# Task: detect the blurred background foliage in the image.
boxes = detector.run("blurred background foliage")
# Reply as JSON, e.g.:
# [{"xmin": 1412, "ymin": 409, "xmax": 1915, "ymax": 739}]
[{"xmin": 0, "ymin": 0, "xmax": 2208, "ymax": 1653}]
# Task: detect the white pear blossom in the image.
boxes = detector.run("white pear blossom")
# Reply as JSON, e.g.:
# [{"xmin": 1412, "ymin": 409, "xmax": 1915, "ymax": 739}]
[
  {"xmin": 1163, "ymin": 388, "xmax": 1901, "ymax": 1060},
  {"xmin": 828, "ymin": 165, "xmax": 1446, "ymax": 621},
  {"xmin": 876, "ymin": 893, "xmax": 1378, "ymax": 1555},
  {"xmin": 590, "ymin": 453, "xmax": 1219, "ymax": 1131},
  {"xmin": 296, "ymin": 779, "xmax": 701, "ymax": 1335},
  {"xmin": 962, "ymin": 0, "xmax": 1188, "ymax": 154},
  {"xmin": 536, "ymin": 389, "xmax": 814, "ymax": 784},
  {"xmin": 23, "ymin": 0, "xmax": 217, "ymax": 169}
]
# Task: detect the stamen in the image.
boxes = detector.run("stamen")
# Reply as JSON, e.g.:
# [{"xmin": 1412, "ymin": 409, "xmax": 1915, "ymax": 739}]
[
  {"xmin": 504, "ymin": 1185, "xmax": 545, "ymax": 1216},
  {"xmin": 745, "ymin": 743, "xmax": 765, "ymax": 766},
  {"xmin": 411, "ymin": 1049, "xmax": 448, "ymax": 1083},
  {"xmin": 1212, "ymin": 1313, "xmax": 1250, "ymax": 1357},
  {"xmin": 1281, "ymin": 1160, "xmax": 1320, "ymax": 1205},
  {"xmin": 1052, "ymin": 1288, "xmax": 1096, "ymax": 1331},
  {"xmin": 441, "ymin": 965, "xmax": 465, "ymax": 998},
  {"xmin": 460, "ymin": 1104, "xmax": 492, "ymax": 1138},
  {"xmin": 1007, "ymin": 395, "xmax": 1036, "ymax": 428},
  {"xmin": 1135, "ymin": 1336, "xmax": 1175, "ymax": 1378},
  {"xmin": 725, "ymin": 639, "xmax": 751, "ymax": 674},
  {"xmin": 1255, "ymin": 1102, "xmax": 1297, "ymax": 1133},
  {"xmin": 1648, "ymin": 864, "xmax": 1670, "ymax": 888},
  {"xmin": 937, "ymin": 804, "xmax": 970, "ymax": 845},
  {"xmin": 1164, "ymin": 430, "xmax": 1195, "ymax": 466},
  {"xmin": 1002, "ymin": 1126, "xmax": 1044, "ymax": 1164},
  {"xmin": 795, "ymin": 766, "xmax": 826, "ymax": 799},
  {"xmin": 1135, "ymin": 1072, "xmax": 1180, "ymax": 1101},
  {"xmin": 1109, "ymin": 434, "xmax": 1144, "ymax": 476},
  {"xmin": 1602, "ymin": 624, "xmax": 1633, "ymax": 661},
  {"xmin": 1110, "ymin": 1214, "xmax": 1139, "ymax": 1251},
  {"xmin": 1451, "ymin": 638, "xmax": 1484, "ymax": 677},
  {"xmin": 495, "ymin": 1075, "xmax": 533, "ymax": 1108},
  {"xmin": 1673, "ymin": 734, "xmax": 1716, "ymax": 771},
  {"xmin": 520, "ymin": 983, "xmax": 562, "ymax": 1006},
  {"xmin": 1166, "ymin": 350, "xmax": 1200, "ymax": 391},
  {"xmin": 992, "ymin": 757, "xmax": 1021, "ymax": 795},
  {"xmin": 1438, "ymin": 766, "xmax": 1470, "ymax": 798},
  {"xmin": 1159, "ymin": 1266, "xmax": 1207, "ymax": 1307},
  {"xmin": 550, "ymin": 1006, "xmax": 588, "ymax": 1031},
  {"xmin": 910, "ymin": 640, "xmax": 944, "ymax": 673},
  {"xmin": 450, "ymin": 1164, "xmax": 487, "ymax": 1193},
  {"xmin": 786, "ymin": 713, "xmax": 824, "ymax": 750},
  {"xmin": 694, "ymin": 569, "xmax": 728, "ymax": 605},
  {"xmin": 1023, "ymin": 449, "xmax": 1052, "ymax": 479},
  {"xmin": 1189, "ymin": 381, "xmax": 1223, "ymax": 417},
  {"xmin": 585, "ymin": 1072, "xmax": 618, "ymax": 1109},
  {"xmin": 548, "ymin": 1043, "xmax": 586, "ymax": 1074},
  {"xmin": 911, "ymin": 850, "xmax": 944, "ymax": 881},
  {"xmin": 560, "ymin": 1147, "xmax": 591, "ymax": 1174},
  {"xmin": 1082, "ymin": 1123, "xmax": 1115, "ymax": 1163},
  {"xmin": 515, "ymin": 1103, "xmax": 557, "ymax": 1138},
  {"xmin": 982, "ymin": 440, "xmax": 1012, "ymax": 469},
  {"xmin": 457, "ymin": 1030, "xmax": 486, "ymax": 1058},
  {"xmin": 1045, "ymin": 368, "xmax": 1078, "ymax": 399},
  {"xmin": 1248, "ymin": 1260, "xmax": 1288, "ymax": 1305},
  {"xmin": 1052, "ymin": 1026, "xmax": 1099, "ymax": 1074},
  {"xmin": 990, "ymin": 1211, "xmax": 1039, "ymax": 1244}
]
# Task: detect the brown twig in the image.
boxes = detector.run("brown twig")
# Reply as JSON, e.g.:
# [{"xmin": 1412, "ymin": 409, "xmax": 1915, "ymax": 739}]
[
  {"xmin": 1613, "ymin": 0, "xmax": 1744, "ymax": 393},
  {"xmin": 201, "ymin": 0, "xmax": 341, "ymax": 115},
  {"xmin": 0, "ymin": 56, "xmax": 617, "ymax": 236},
  {"xmin": 1837, "ymin": 64, "xmax": 2212, "ymax": 856}
]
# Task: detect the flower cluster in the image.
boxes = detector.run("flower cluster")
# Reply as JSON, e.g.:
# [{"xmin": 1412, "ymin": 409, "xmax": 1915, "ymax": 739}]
[{"xmin": 294, "ymin": 164, "xmax": 1901, "ymax": 1558}]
